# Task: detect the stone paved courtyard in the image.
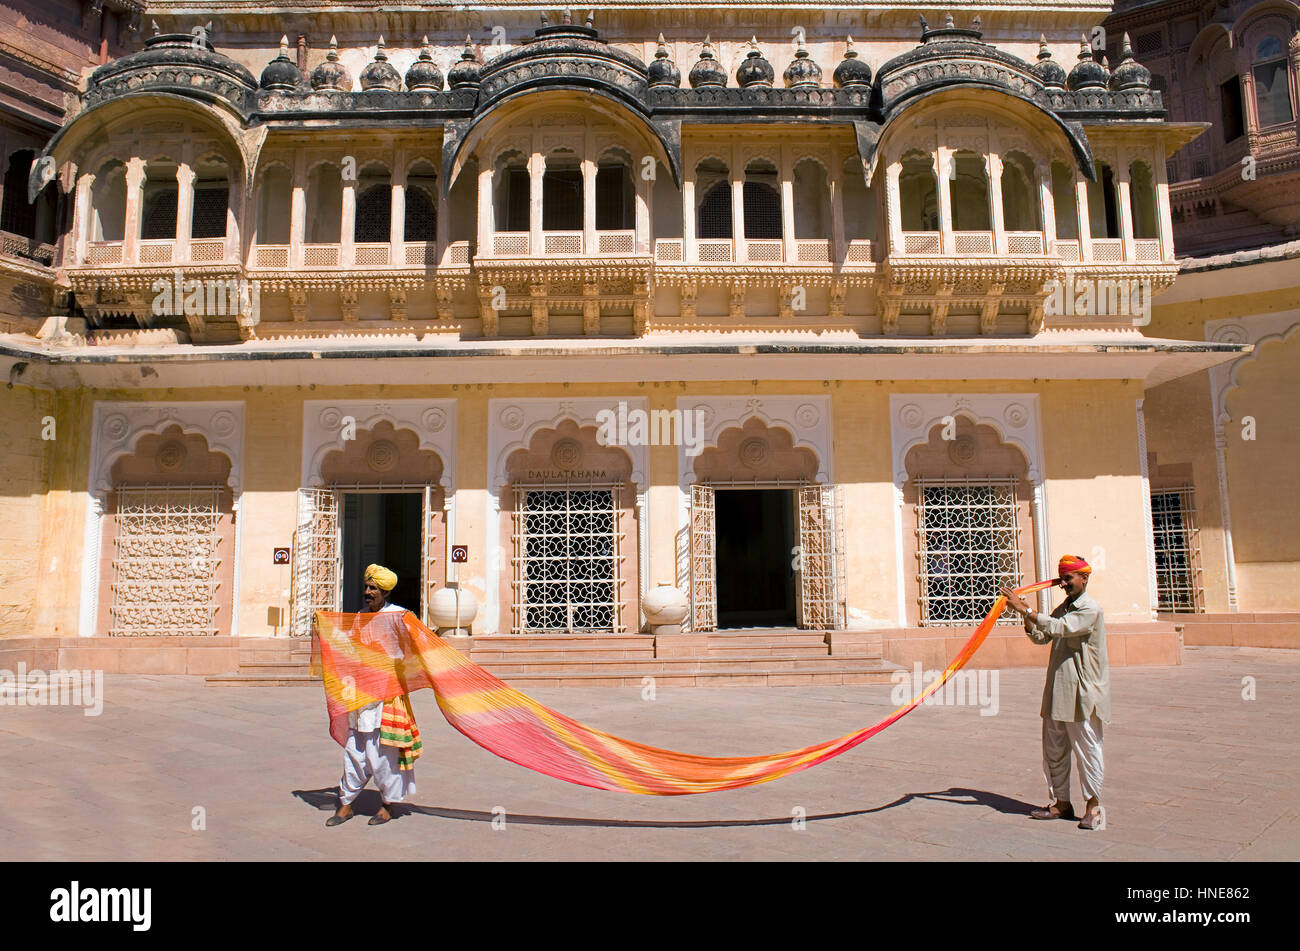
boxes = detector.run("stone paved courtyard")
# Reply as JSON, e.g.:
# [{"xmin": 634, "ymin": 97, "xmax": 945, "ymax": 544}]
[{"xmin": 0, "ymin": 646, "xmax": 1295, "ymax": 862}]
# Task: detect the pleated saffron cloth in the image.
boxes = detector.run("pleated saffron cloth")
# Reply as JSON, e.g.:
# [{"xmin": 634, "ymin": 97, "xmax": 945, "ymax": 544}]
[{"xmin": 317, "ymin": 579, "xmax": 1059, "ymax": 796}]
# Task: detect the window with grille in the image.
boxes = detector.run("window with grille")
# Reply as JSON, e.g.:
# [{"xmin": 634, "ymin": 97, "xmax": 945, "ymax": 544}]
[
  {"xmin": 697, "ymin": 182, "xmax": 732, "ymax": 238},
  {"xmin": 190, "ymin": 185, "xmax": 228, "ymax": 239},
  {"xmin": 915, "ymin": 478, "xmax": 1022, "ymax": 626},
  {"xmin": 404, "ymin": 185, "xmax": 437, "ymax": 242},
  {"xmin": 542, "ymin": 167, "xmax": 583, "ymax": 231},
  {"xmin": 1151, "ymin": 486, "xmax": 1203, "ymax": 613},
  {"xmin": 110, "ymin": 485, "xmax": 225, "ymax": 636},
  {"xmin": 513, "ymin": 486, "xmax": 622, "ymax": 633},
  {"xmin": 141, "ymin": 187, "xmax": 178, "ymax": 240},
  {"xmin": 743, "ymin": 181, "xmax": 782, "ymax": 238},
  {"xmin": 355, "ymin": 185, "xmax": 392, "ymax": 242}
]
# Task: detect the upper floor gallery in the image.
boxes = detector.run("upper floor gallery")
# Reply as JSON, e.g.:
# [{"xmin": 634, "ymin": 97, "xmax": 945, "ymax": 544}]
[{"xmin": 8, "ymin": 10, "xmax": 1207, "ymax": 342}]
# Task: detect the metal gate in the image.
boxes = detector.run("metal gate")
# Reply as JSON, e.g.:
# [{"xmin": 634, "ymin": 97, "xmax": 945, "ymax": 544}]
[
  {"xmin": 797, "ymin": 483, "xmax": 846, "ymax": 630},
  {"xmin": 291, "ymin": 488, "xmax": 340, "ymax": 637},
  {"xmin": 688, "ymin": 483, "xmax": 717, "ymax": 632}
]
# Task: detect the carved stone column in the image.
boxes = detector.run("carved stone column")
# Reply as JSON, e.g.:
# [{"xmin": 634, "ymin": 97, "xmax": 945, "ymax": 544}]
[
  {"xmin": 1116, "ymin": 153, "xmax": 1135, "ymax": 261},
  {"xmin": 582, "ymin": 157, "xmax": 597, "ymax": 255},
  {"xmin": 74, "ymin": 171, "xmax": 94, "ymax": 264},
  {"xmin": 123, "ymin": 157, "xmax": 146, "ymax": 264},
  {"xmin": 1035, "ymin": 161, "xmax": 1056, "ymax": 251},
  {"xmin": 682, "ymin": 175, "xmax": 696, "ymax": 263},
  {"xmin": 780, "ymin": 145, "xmax": 795, "ymax": 264},
  {"xmin": 987, "ymin": 152, "xmax": 1006, "ymax": 255},
  {"xmin": 175, "ymin": 163, "xmax": 195, "ymax": 263},
  {"xmin": 529, "ymin": 150, "xmax": 544, "ymax": 257},
  {"xmin": 1074, "ymin": 175, "xmax": 1092, "ymax": 261},
  {"xmin": 885, "ymin": 160, "xmax": 904, "ymax": 255},
  {"xmin": 1153, "ymin": 138, "xmax": 1175, "ymax": 262},
  {"xmin": 390, "ymin": 156, "xmax": 406, "ymax": 263},
  {"xmin": 340, "ymin": 176, "xmax": 356, "ymax": 267},
  {"xmin": 829, "ymin": 167, "xmax": 846, "ymax": 264},
  {"xmin": 290, "ymin": 152, "xmax": 306, "ymax": 267},
  {"xmin": 935, "ymin": 147, "xmax": 953, "ymax": 255},
  {"xmin": 731, "ymin": 175, "xmax": 745, "ymax": 262},
  {"xmin": 477, "ymin": 161, "xmax": 493, "ymax": 259}
]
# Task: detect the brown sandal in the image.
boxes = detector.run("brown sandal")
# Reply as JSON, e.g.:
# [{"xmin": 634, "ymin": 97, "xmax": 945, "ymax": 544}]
[{"xmin": 1029, "ymin": 802, "xmax": 1075, "ymax": 820}]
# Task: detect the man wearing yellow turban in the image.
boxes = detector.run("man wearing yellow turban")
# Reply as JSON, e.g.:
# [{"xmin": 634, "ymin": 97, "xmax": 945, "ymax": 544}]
[
  {"xmin": 1001, "ymin": 555, "xmax": 1109, "ymax": 831},
  {"xmin": 327, "ymin": 563, "xmax": 420, "ymax": 827}
]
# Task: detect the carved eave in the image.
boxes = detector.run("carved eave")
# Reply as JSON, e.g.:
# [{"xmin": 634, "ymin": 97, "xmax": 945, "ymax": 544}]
[{"xmin": 1083, "ymin": 120, "xmax": 1210, "ymax": 156}]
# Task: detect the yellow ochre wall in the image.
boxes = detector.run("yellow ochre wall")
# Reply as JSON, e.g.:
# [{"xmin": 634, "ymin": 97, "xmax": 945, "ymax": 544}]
[
  {"xmin": 1146, "ymin": 277, "xmax": 1300, "ymax": 612},
  {"xmin": 2, "ymin": 377, "xmax": 1156, "ymax": 637}
]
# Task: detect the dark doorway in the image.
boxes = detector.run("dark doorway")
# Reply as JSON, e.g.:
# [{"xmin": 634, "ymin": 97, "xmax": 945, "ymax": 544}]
[
  {"xmin": 715, "ymin": 488, "xmax": 797, "ymax": 628},
  {"xmin": 340, "ymin": 492, "xmax": 423, "ymax": 616}
]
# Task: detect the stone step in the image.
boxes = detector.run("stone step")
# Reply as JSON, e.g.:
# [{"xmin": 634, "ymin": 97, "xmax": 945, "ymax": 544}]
[
  {"xmin": 496, "ymin": 667, "xmax": 901, "ymax": 687},
  {"xmin": 471, "ymin": 636, "xmax": 652, "ymax": 651},
  {"xmin": 205, "ymin": 674, "xmax": 321, "ymax": 686},
  {"xmin": 476, "ymin": 655, "xmax": 894, "ymax": 675},
  {"xmin": 470, "ymin": 649, "xmax": 657, "ymax": 663},
  {"xmin": 234, "ymin": 662, "xmax": 316, "ymax": 676}
]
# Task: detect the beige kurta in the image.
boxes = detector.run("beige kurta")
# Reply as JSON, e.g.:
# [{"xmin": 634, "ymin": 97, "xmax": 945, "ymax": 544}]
[{"xmin": 1025, "ymin": 591, "xmax": 1110, "ymax": 723}]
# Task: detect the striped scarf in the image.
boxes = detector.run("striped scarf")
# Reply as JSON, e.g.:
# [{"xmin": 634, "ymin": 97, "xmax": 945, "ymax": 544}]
[
  {"xmin": 378, "ymin": 694, "xmax": 422, "ymax": 770},
  {"xmin": 318, "ymin": 578, "xmax": 1057, "ymax": 795}
]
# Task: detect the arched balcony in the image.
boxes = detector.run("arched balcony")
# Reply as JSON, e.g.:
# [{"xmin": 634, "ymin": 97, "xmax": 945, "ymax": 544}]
[
  {"xmin": 74, "ymin": 146, "xmax": 241, "ymax": 268},
  {"xmin": 475, "ymin": 135, "xmax": 652, "ymax": 260},
  {"xmin": 886, "ymin": 139, "xmax": 1172, "ymax": 263}
]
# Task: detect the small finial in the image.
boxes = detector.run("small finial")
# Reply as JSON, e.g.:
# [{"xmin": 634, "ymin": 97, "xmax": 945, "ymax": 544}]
[
  {"xmin": 151, "ymin": 19, "xmax": 161, "ymax": 36},
  {"xmin": 279, "ymin": 35, "xmax": 289, "ymax": 56},
  {"xmin": 656, "ymin": 33, "xmax": 669, "ymax": 57},
  {"xmin": 376, "ymin": 35, "xmax": 387, "ymax": 59},
  {"xmin": 586, "ymin": 11, "xmax": 594, "ymax": 29},
  {"xmin": 540, "ymin": 12, "xmax": 549, "ymax": 27},
  {"xmin": 943, "ymin": 13, "xmax": 955, "ymax": 29},
  {"xmin": 1120, "ymin": 32, "xmax": 1135, "ymax": 59},
  {"xmin": 972, "ymin": 15, "xmax": 981, "ymax": 31},
  {"xmin": 845, "ymin": 36, "xmax": 857, "ymax": 56},
  {"xmin": 419, "ymin": 35, "xmax": 432, "ymax": 59},
  {"xmin": 562, "ymin": 7, "xmax": 572, "ymax": 25},
  {"xmin": 701, "ymin": 35, "xmax": 715, "ymax": 57},
  {"xmin": 919, "ymin": 14, "xmax": 928, "ymax": 32},
  {"xmin": 1078, "ymin": 34, "xmax": 1092, "ymax": 59},
  {"xmin": 328, "ymin": 35, "xmax": 340, "ymax": 61}
]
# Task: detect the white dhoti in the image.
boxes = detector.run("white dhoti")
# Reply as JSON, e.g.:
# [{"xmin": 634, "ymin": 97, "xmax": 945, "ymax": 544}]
[
  {"xmin": 339, "ymin": 728, "xmax": 416, "ymax": 805},
  {"xmin": 1042, "ymin": 714, "xmax": 1104, "ymax": 803}
]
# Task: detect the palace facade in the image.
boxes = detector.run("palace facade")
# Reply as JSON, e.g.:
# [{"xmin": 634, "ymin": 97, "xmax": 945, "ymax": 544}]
[{"xmin": 2, "ymin": 0, "xmax": 1292, "ymax": 677}]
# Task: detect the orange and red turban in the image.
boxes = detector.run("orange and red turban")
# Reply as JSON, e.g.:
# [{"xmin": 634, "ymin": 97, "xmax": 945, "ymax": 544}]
[{"xmin": 1058, "ymin": 554, "xmax": 1092, "ymax": 577}]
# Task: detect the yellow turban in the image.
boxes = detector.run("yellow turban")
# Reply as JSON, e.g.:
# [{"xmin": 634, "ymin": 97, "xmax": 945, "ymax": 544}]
[{"xmin": 364, "ymin": 564, "xmax": 398, "ymax": 592}]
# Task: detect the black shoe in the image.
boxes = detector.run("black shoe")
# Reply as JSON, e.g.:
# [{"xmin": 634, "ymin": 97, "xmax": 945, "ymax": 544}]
[{"xmin": 325, "ymin": 813, "xmax": 352, "ymax": 827}]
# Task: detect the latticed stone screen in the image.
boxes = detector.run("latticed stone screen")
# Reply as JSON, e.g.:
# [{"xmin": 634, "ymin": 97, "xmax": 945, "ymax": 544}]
[
  {"xmin": 513, "ymin": 487, "xmax": 622, "ymax": 634},
  {"xmin": 1151, "ymin": 486, "xmax": 1203, "ymax": 613},
  {"xmin": 110, "ymin": 485, "xmax": 225, "ymax": 636},
  {"xmin": 915, "ymin": 478, "xmax": 1022, "ymax": 626}
]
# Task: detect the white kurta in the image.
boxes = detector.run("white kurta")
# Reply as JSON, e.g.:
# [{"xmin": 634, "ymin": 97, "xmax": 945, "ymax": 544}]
[{"xmin": 339, "ymin": 602, "xmax": 416, "ymax": 805}]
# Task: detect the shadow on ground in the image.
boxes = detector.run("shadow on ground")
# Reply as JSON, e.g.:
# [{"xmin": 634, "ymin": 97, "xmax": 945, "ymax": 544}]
[{"xmin": 293, "ymin": 786, "xmax": 1036, "ymax": 828}]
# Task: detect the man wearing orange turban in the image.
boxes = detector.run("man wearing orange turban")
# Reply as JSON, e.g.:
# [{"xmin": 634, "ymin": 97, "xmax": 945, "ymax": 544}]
[
  {"xmin": 327, "ymin": 563, "xmax": 419, "ymax": 828},
  {"xmin": 1001, "ymin": 555, "xmax": 1109, "ymax": 831}
]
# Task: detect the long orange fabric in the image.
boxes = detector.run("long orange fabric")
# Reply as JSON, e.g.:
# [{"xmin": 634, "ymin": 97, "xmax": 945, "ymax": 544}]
[{"xmin": 317, "ymin": 579, "xmax": 1058, "ymax": 795}]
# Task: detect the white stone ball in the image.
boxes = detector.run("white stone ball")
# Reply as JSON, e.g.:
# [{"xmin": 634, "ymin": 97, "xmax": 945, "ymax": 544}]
[
  {"xmin": 642, "ymin": 584, "xmax": 688, "ymax": 624},
  {"xmin": 429, "ymin": 586, "xmax": 479, "ymax": 629}
]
